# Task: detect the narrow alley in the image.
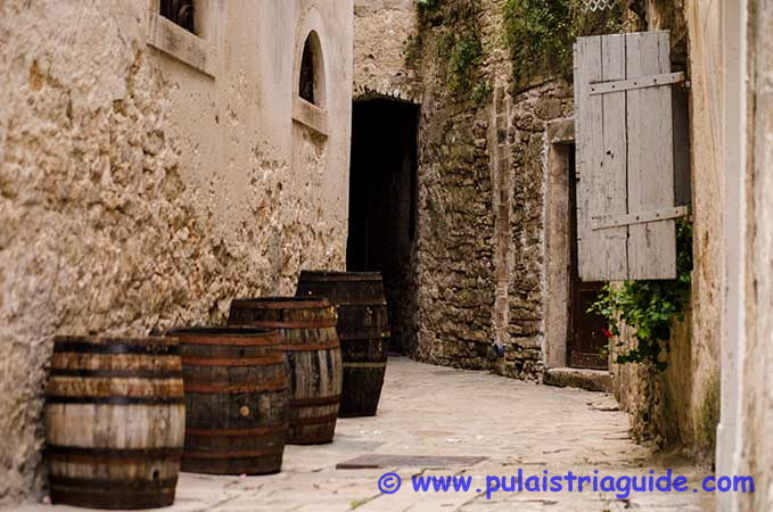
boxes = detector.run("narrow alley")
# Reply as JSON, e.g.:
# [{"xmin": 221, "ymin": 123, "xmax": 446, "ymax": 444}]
[
  {"xmin": 2, "ymin": 2, "xmax": 772, "ymax": 511},
  {"xmin": 18, "ymin": 358, "xmax": 711, "ymax": 512}
]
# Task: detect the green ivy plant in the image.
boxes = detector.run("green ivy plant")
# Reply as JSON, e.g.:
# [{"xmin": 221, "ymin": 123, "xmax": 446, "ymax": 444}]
[
  {"xmin": 589, "ymin": 219, "xmax": 693, "ymax": 371},
  {"xmin": 417, "ymin": 0, "xmax": 440, "ymax": 9},
  {"xmin": 503, "ymin": 0, "xmax": 625, "ymax": 90},
  {"xmin": 414, "ymin": 0, "xmax": 490, "ymax": 104}
]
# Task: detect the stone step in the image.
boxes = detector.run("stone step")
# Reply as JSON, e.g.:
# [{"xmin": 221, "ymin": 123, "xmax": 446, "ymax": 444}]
[{"xmin": 543, "ymin": 367, "xmax": 612, "ymax": 393}]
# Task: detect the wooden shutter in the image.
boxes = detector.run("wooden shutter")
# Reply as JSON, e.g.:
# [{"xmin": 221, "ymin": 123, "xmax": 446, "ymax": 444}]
[{"xmin": 574, "ymin": 31, "xmax": 687, "ymax": 281}]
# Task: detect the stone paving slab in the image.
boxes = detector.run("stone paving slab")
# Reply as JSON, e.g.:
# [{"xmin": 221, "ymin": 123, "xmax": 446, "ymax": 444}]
[{"xmin": 10, "ymin": 357, "xmax": 714, "ymax": 512}]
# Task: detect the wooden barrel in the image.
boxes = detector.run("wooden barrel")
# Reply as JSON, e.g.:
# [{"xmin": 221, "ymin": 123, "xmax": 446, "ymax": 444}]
[
  {"xmin": 227, "ymin": 298, "xmax": 343, "ymax": 445},
  {"xmin": 166, "ymin": 327, "xmax": 289, "ymax": 475},
  {"xmin": 295, "ymin": 271, "xmax": 389, "ymax": 417},
  {"xmin": 46, "ymin": 335, "xmax": 185, "ymax": 510}
]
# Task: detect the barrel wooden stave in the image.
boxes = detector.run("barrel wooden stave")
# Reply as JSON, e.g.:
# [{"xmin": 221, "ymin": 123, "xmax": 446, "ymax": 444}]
[
  {"xmin": 228, "ymin": 298, "xmax": 343, "ymax": 445},
  {"xmin": 46, "ymin": 336, "xmax": 185, "ymax": 510},
  {"xmin": 170, "ymin": 327, "xmax": 289, "ymax": 475},
  {"xmin": 295, "ymin": 272, "xmax": 390, "ymax": 417}
]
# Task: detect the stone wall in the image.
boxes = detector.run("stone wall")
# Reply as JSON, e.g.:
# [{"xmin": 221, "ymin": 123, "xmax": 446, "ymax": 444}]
[
  {"xmin": 353, "ymin": 0, "xmax": 422, "ymax": 102},
  {"xmin": 0, "ymin": 0, "xmax": 353, "ymax": 504},
  {"xmin": 503, "ymin": 81, "xmax": 573, "ymax": 379},
  {"xmin": 354, "ymin": 0, "xmax": 571, "ymax": 377}
]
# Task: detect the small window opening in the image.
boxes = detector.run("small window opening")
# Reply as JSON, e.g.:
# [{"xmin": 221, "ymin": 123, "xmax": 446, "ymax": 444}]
[
  {"xmin": 300, "ymin": 38, "xmax": 316, "ymax": 104},
  {"xmin": 160, "ymin": 0, "xmax": 196, "ymax": 34}
]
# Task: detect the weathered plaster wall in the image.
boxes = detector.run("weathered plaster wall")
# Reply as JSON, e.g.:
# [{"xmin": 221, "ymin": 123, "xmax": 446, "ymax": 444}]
[
  {"xmin": 741, "ymin": 1, "xmax": 773, "ymax": 508},
  {"xmin": 0, "ymin": 0, "xmax": 353, "ymax": 504},
  {"xmin": 604, "ymin": 0, "xmax": 721, "ymax": 464}
]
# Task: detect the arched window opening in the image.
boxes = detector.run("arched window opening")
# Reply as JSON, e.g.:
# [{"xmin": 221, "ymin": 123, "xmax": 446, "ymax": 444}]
[
  {"xmin": 299, "ymin": 37, "xmax": 316, "ymax": 104},
  {"xmin": 160, "ymin": 0, "xmax": 196, "ymax": 34}
]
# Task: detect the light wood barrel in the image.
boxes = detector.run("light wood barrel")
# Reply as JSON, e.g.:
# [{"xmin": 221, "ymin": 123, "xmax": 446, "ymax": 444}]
[
  {"xmin": 227, "ymin": 298, "xmax": 343, "ymax": 445},
  {"xmin": 296, "ymin": 271, "xmax": 390, "ymax": 417},
  {"xmin": 46, "ymin": 335, "xmax": 185, "ymax": 510},
  {"xmin": 167, "ymin": 327, "xmax": 289, "ymax": 475}
]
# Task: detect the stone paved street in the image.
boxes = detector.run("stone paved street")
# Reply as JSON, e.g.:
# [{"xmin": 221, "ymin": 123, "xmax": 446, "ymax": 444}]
[{"xmin": 15, "ymin": 357, "xmax": 714, "ymax": 512}]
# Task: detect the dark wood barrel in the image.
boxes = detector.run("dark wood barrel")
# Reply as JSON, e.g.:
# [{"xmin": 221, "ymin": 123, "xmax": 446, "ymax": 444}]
[
  {"xmin": 166, "ymin": 327, "xmax": 289, "ymax": 475},
  {"xmin": 46, "ymin": 335, "xmax": 185, "ymax": 510},
  {"xmin": 295, "ymin": 271, "xmax": 389, "ymax": 417},
  {"xmin": 227, "ymin": 298, "xmax": 343, "ymax": 445}
]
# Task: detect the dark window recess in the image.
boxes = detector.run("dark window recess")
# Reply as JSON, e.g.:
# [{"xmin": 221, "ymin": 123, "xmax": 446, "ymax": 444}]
[
  {"xmin": 160, "ymin": 0, "xmax": 195, "ymax": 34},
  {"xmin": 299, "ymin": 39, "xmax": 316, "ymax": 104}
]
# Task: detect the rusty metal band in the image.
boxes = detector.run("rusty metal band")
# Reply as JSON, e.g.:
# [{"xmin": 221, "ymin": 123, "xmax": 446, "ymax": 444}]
[
  {"xmin": 184, "ymin": 377, "xmax": 288, "ymax": 394},
  {"xmin": 178, "ymin": 336, "xmax": 281, "ymax": 347},
  {"xmin": 290, "ymin": 394, "xmax": 341, "ymax": 407},
  {"xmin": 181, "ymin": 355, "xmax": 285, "ymax": 366},
  {"xmin": 49, "ymin": 476, "xmax": 178, "ymax": 491},
  {"xmin": 338, "ymin": 331, "xmax": 391, "ymax": 341},
  {"xmin": 289, "ymin": 432, "xmax": 335, "ymax": 444},
  {"xmin": 297, "ymin": 271, "xmax": 383, "ymax": 282},
  {"xmin": 53, "ymin": 341, "xmax": 179, "ymax": 356},
  {"xmin": 186, "ymin": 423, "xmax": 288, "ymax": 437},
  {"xmin": 231, "ymin": 298, "xmax": 330, "ymax": 310},
  {"xmin": 342, "ymin": 361, "xmax": 388, "ymax": 369},
  {"xmin": 291, "ymin": 412, "xmax": 339, "ymax": 426},
  {"xmin": 183, "ymin": 447, "xmax": 284, "ymax": 459},
  {"xmin": 46, "ymin": 445, "xmax": 183, "ymax": 463},
  {"xmin": 241, "ymin": 319, "xmax": 337, "ymax": 329},
  {"xmin": 49, "ymin": 369, "xmax": 183, "ymax": 380},
  {"xmin": 46, "ymin": 395, "xmax": 185, "ymax": 405},
  {"xmin": 276, "ymin": 340, "xmax": 340, "ymax": 352}
]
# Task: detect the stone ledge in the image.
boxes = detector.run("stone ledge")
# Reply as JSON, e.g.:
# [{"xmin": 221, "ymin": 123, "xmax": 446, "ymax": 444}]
[{"xmin": 543, "ymin": 367, "xmax": 612, "ymax": 393}]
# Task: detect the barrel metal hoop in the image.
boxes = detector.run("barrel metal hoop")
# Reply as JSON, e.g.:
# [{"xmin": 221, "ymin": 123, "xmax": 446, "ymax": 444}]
[
  {"xmin": 183, "ymin": 447, "xmax": 284, "ymax": 459},
  {"xmin": 290, "ymin": 394, "xmax": 341, "ymax": 407},
  {"xmin": 276, "ymin": 340, "xmax": 341, "ymax": 352},
  {"xmin": 297, "ymin": 271, "xmax": 383, "ymax": 282},
  {"xmin": 338, "ymin": 332, "xmax": 391, "ymax": 341},
  {"xmin": 342, "ymin": 362, "xmax": 388, "ymax": 369},
  {"xmin": 186, "ymin": 423, "xmax": 288, "ymax": 437},
  {"xmin": 46, "ymin": 396, "xmax": 185, "ymax": 406},
  {"xmin": 230, "ymin": 298, "xmax": 331, "ymax": 310},
  {"xmin": 53, "ymin": 341, "xmax": 180, "ymax": 356},
  {"xmin": 49, "ymin": 369, "xmax": 183, "ymax": 380},
  {"xmin": 46, "ymin": 445, "xmax": 183, "ymax": 463},
  {"xmin": 181, "ymin": 355, "xmax": 285, "ymax": 366},
  {"xmin": 49, "ymin": 476, "xmax": 179, "ymax": 491},
  {"xmin": 291, "ymin": 412, "xmax": 340, "ymax": 426},
  {"xmin": 178, "ymin": 336, "xmax": 281, "ymax": 347},
  {"xmin": 239, "ymin": 319, "xmax": 337, "ymax": 329},
  {"xmin": 184, "ymin": 377, "xmax": 288, "ymax": 394}
]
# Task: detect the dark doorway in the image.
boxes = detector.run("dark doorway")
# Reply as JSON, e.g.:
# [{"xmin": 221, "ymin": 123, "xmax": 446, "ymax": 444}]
[
  {"xmin": 568, "ymin": 147, "xmax": 609, "ymax": 370},
  {"xmin": 347, "ymin": 99, "xmax": 419, "ymax": 355}
]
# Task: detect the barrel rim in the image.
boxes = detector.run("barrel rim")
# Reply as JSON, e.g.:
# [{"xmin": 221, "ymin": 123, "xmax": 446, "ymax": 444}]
[
  {"xmin": 230, "ymin": 296, "xmax": 331, "ymax": 310},
  {"xmin": 54, "ymin": 335, "xmax": 178, "ymax": 347},
  {"xmin": 297, "ymin": 270, "xmax": 384, "ymax": 282}
]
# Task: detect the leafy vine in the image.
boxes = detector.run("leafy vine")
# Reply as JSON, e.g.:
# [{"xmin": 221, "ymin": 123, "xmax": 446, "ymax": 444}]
[
  {"xmin": 590, "ymin": 219, "xmax": 693, "ymax": 370},
  {"xmin": 502, "ymin": 0, "xmax": 625, "ymax": 90}
]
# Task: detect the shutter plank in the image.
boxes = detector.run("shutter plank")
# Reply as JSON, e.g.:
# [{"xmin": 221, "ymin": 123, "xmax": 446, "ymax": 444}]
[
  {"xmin": 625, "ymin": 32, "xmax": 677, "ymax": 279},
  {"xmin": 599, "ymin": 34, "xmax": 628, "ymax": 281},
  {"xmin": 575, "ymin": 37, "xmax": 606, "ymax": 281}
]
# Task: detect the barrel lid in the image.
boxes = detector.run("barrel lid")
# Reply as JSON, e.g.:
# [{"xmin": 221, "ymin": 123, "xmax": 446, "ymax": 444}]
[
  {"xmin": 230, "ymin": 296, "xmax": 331, "ymax": 310},
  {"xmin": 298, "ymin": 270, "xmax": 384, "ymax": 282}
]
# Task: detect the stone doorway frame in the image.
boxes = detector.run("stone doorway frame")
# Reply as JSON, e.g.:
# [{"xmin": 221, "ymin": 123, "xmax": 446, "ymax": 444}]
[{"xmin": 543, "ymin": 119, "xmax": 576, "ymax": 370}]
